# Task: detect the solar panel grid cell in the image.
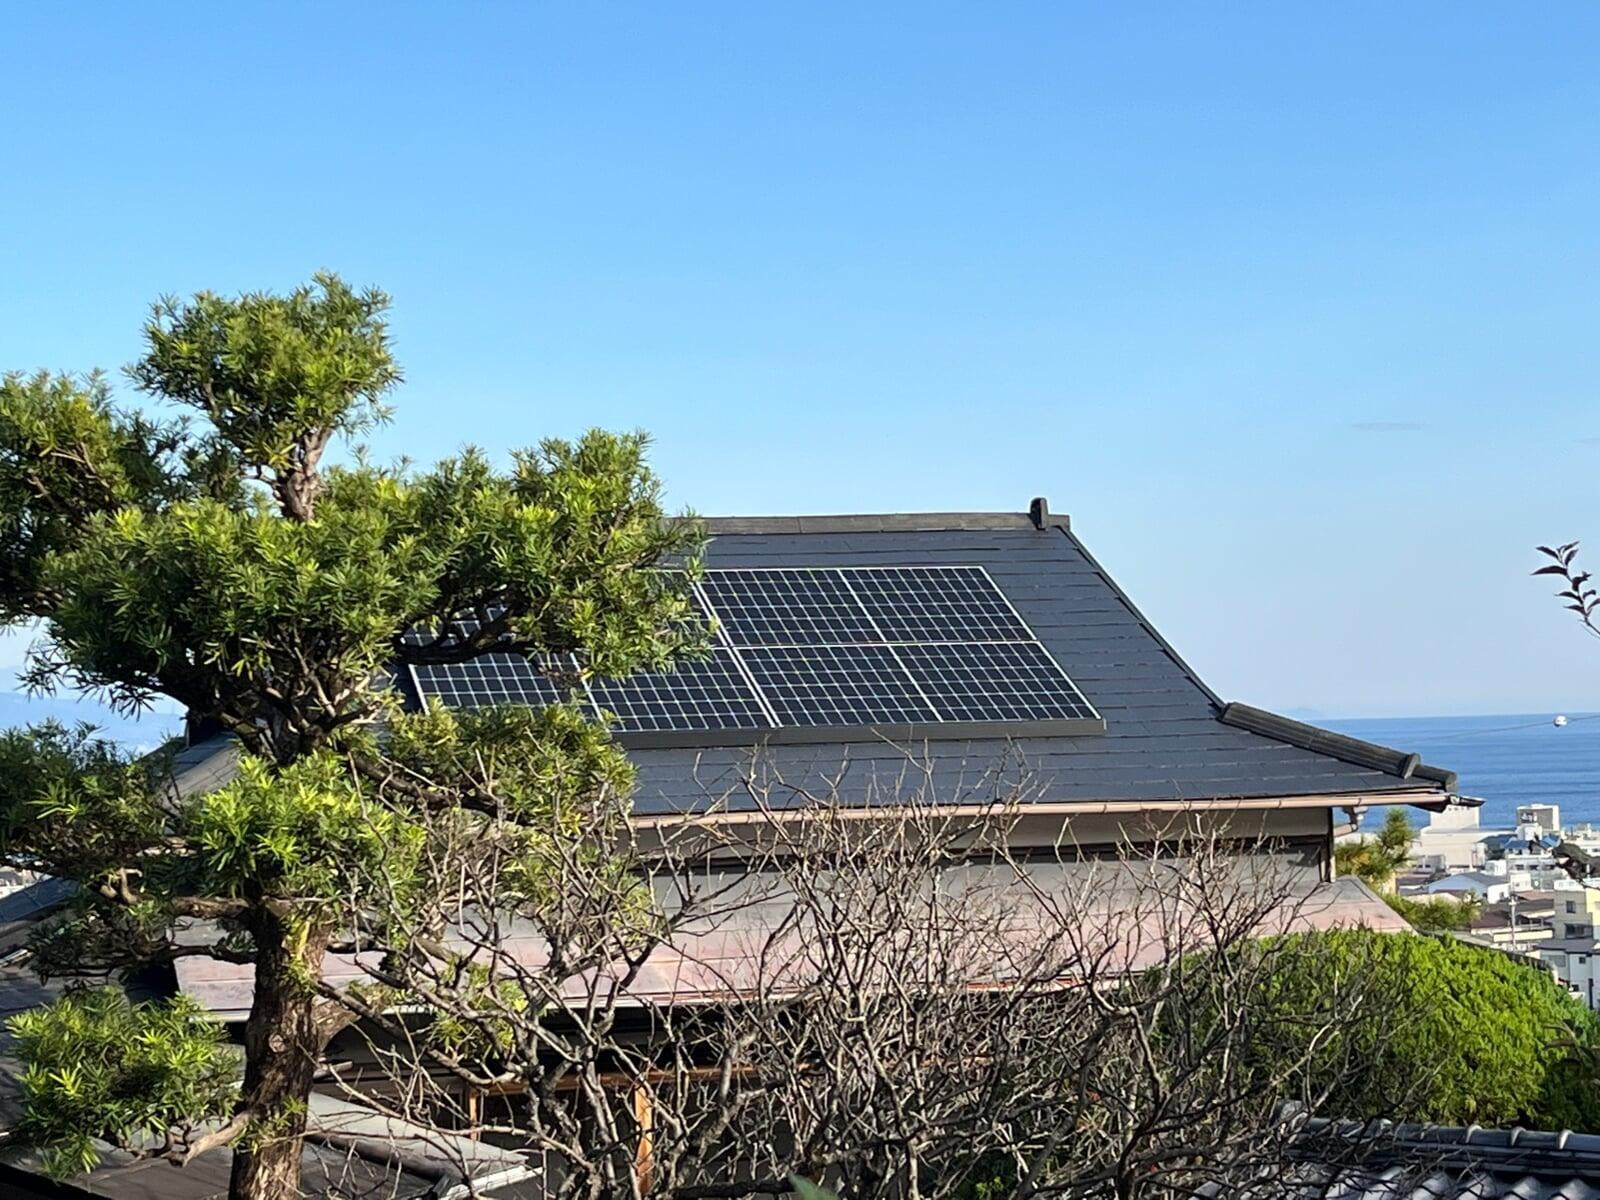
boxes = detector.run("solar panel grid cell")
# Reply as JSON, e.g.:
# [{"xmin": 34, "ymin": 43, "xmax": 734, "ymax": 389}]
[
  {"xmin": 844, "ymin": 566, "xmax": 1032, "ymax": 643},
  {"xmin": 588, "ymin": 649, "xmax": 772, "ymax": 732},
  {"xmin": 896, "ymin": 642, "xmax": 1097, "ymax": 723},
  {"xmin": 739, "ymin": 644, "xmax": 940, "ymax": 727},
  {"xmin": 697, "ymin": 569, "xmax": 881, "ymax": 647},
  {"xmin": 410, "ymin": 652, "xmax": 571, "ymax": 710}
]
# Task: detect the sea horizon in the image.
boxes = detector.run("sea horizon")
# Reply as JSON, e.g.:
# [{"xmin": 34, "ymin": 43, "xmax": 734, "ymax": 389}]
[{"xmin": 1325, "ymin": 712, "xmax": 1600, "ymax": 830}]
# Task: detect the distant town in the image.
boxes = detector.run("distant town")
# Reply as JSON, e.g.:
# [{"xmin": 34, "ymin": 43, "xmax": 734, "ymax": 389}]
[{"xmin": 1386, "ymin": 801, "xmax": 1600, "ymax": 1005}]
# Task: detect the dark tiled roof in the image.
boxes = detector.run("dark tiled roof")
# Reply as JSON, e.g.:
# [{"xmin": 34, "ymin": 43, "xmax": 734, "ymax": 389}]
[
  {"xmin": 0, "ymin": 877, "xmax": 75, "ymax": 951},
  {"xmin": 164, "ymin": 509, "xmax": 1460, "ymax": 816},
  {"xmin": 1282, "ymin": 1118, "xmax": 1600, "ymax": 1200},
  {"xmin": 0, "ymin": 1092, "xmax": 539, "ymax": 1199},
  {"xmin": 615, "ymin": 512, "xmax": 1458, "ymax": 814},
  {"xmin": 1538, "ymin": 937, "xmax": 1600, "ymax": 954}
]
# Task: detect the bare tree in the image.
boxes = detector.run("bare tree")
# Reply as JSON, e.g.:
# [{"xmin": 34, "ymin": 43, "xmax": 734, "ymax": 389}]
[{"xmin": 303, "ymin": 754, "xmax": 1436, "ymax": 1200}]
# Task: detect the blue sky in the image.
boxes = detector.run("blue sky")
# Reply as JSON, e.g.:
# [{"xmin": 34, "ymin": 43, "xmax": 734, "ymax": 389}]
[{"xmin": 2, "ymin": 4, "xmax": 1598, "ymax": 719}]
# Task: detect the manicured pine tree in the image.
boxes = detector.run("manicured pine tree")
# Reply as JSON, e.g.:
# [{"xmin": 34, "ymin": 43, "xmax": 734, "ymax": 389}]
[{"xmin": 0, "ymin": 275, "xmax": 702, "ymax": 1199}]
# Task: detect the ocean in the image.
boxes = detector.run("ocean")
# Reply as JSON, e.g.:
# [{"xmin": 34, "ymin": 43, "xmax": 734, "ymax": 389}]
[{"xmin": 1327, "ymin": 714, "xmax": 1600, "ymax": 830}]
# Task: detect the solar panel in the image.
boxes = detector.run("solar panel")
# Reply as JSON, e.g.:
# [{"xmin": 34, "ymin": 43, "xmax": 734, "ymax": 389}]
[
  {"xmin": 410, "ymin": 652, "xmax": 573, "ymax": 710},
  {"xmin": 844, "ymin": 566, "xmax": 1031, "ymax": 643},
  {"xmin": 588, "ymin": 649, "xmax": 772, "ymax": 733},
  {"xmin": 738, "ymin": 644, "xmax": 940, "ymax": 727},
  {"xmin": 401, "ymin": 609, "xmax": 514, "ymax": 656},
  {"xmin": 895, "ymin": 641, "xmax": 1097, "ymax": 723},
  {"xmin": 406, "ymin": 565, "xmax": 1102, "ymax": 739},
  {"xmin": 697, "ymin": 569, "xmax": 881, "ymax": 647}
]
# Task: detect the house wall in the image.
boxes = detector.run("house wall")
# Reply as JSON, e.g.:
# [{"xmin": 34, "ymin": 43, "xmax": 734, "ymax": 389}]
[
  {"xmin": 636, "ymin": 805, "xmax": 1332, "ymax": 885},
  {"xmin": 1553, "ymin": 891, "xmax": 1600, "ymax": 939},
  {"xmin": 1538, "ymin": 946, "xmax": 1600, "ymax": 1009}
]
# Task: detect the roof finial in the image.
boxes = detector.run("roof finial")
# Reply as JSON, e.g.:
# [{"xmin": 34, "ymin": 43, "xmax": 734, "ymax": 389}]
[{"xmin": 1029, "ymin": 497, "xmax": 1050, "ymax": 530}]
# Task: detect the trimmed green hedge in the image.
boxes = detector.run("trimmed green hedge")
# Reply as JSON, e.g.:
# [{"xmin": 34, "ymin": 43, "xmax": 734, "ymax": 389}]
[{"xmin": 1224, "ymin": 930, "xmax": 1600, "ymax": 1130}]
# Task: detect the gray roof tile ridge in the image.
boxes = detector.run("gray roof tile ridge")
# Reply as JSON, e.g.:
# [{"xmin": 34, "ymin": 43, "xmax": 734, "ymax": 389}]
[
  {"xmin": 701, "ymin": 511, "xmax": 1046, "ymax": 534},
  {"xmin": 1217, "ymin": 703, "xmax": 1459, "ymax": 792}
]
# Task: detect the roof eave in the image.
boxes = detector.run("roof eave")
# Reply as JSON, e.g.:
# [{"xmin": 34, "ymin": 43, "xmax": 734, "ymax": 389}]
[
  {"xmin": 1219, "ymin": 701, "xmax": 1458, "ymax": 793},
  {"xmin": 630, "ymin": 787, "xmax": 1461, "ymax": 827}
]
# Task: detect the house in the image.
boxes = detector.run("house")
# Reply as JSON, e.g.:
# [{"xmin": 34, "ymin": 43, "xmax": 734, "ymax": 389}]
[
  {"xmin": 1421, "ymin": 872, "xmax": 1510, "ymax": 904},
  {"xmin": 0, "ymin": 501, "xmax": 1472, "ymax": 1195},
  {"xmin": 1539, "ymin": 937, "xmax": 1600, "ymax": 1010},
  {"xmin": 165, "ymin": 502, "xmax": 1462, "ymax": 1020}
]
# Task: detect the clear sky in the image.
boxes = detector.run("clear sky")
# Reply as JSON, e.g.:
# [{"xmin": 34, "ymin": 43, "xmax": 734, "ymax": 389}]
[{"xmin": 2, "ymin": 4, "xmax": 1598, "ymax": 719}]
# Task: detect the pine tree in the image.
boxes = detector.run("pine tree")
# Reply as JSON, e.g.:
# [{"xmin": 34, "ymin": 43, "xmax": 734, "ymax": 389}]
[
  {"xmin": 1334, "ymin": 807, "xmax": 1413, "ymax": 893},
  {"xmin": 0, "ymin": 275, "xmax": 702, "ymax": 1198}
]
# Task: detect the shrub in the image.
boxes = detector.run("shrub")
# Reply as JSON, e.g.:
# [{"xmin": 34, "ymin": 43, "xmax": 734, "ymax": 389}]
[
  {"xmin": 1384, "ymin": 892, "xmax": 1481, "ymax": 931},
  {"xmin": 1213, "ymin": 930, "xmax": 1600, "ymax": 1130},
  {"xmin": 9, "ymin": 989, "xmax": 238, "ymax": 1178}
]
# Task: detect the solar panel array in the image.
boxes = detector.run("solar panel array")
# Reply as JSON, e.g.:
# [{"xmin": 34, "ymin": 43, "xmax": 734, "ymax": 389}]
[{"xmin": 407, "ymin": 566, "xmax": 1098, "ymax": 737}]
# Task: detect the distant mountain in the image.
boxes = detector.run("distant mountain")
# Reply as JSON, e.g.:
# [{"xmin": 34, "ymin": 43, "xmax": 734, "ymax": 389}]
[{"xmin": 0, "ymin": 691, "xmax": 183, "ymax": 752}]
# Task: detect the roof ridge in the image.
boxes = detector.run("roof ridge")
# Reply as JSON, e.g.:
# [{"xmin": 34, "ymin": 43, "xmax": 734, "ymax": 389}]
[
  {"xmin": 702, "ymin": 511, "xmax": 1052, "ymax": 534},
  {"xmin": 1219, "ymin": 703, "xmax": 1459, "ymax": 793}
]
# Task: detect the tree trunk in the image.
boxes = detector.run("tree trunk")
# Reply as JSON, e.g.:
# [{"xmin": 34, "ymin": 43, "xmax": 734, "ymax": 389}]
[{"xmin": 229, "ymin": 912, "xmax": 330, "ymax": 1200}]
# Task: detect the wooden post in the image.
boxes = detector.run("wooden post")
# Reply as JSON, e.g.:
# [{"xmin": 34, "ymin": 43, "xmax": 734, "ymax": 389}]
[{"xmin": 633, "ymin": 1083, "xmax": 655, "ymax": 1195}]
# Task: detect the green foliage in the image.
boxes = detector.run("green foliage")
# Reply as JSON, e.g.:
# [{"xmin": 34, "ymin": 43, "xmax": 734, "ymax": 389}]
[
  {"xmin": 0, "ymin": 721, "xmax": 168, "ymax": 878},
  {"xmin": 189, "ymin": 752, "xmax": 424, "ymax": 906},
  {"xmin": 377, "ymin": 703, "xmax": 656, "ymax": 937},
  {"xmin": 425, "ymin": 963, "xmax": 533, "ymax": 1062},
  {"xmin": 35, "ymin": 438, "xmax": 703, "ymax": 730},
  {"xmin": 0, "ymin": 275, "xmax": 704, "ymax": 1190},
  {"xmin": 127, "ymin": 272, "xmax": 399, "ymax": 476},
  {"xmin": 382, "ymin": 701, "xmax": 635, "ymax": 827},
  {"xmin": 1217, "ymin": 930, "xmax": 1600, "ymax": 1129},
  {"xmin": 1384, "ymin": 891, "xmax": 1482, "ymax": 931},
  {"xmin": 1334, "ymin": 808, "xmax": 1413, "ymax": 891},
  {"xmin": 11, "ymin": 276, "xmax": 704, "ymax": 738},
  {"xmin": 0, "ymin": 371, "xmax": 194, "ymax": 624},
  {"xmin": 8, "ymin": 989, "xmax": 237, "ymax": 1179},
  {"xmin": 788, "ymin": 1177, "xmax": 842, "ymax": 1200},
  {"xmin": 954, "ymin": 1153, "xmax": 1015, "ymax": 1200}
]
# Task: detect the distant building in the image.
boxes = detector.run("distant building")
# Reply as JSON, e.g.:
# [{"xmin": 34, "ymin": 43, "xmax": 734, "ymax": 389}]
[
  {"xmin": 1539, "ymin": 937, "xmax": 1600, "ymax": 1009},
  {"xmin": 1517, "ymin": 804, "xmax": 1562, "ymax": 836},
  {"xmin": 1567, "ymin": 824, "xmax": 1600, "ymax": 857},
  {"xmin": 1493, "ymin": 846, "xmax": 1575, "ymax": 894},
  {"xmin": 1466, "ymin": 898, "xmax": 1555, "ymax": 950},
  {"xmin": 1421, "ymin": 872, "xmax": 1510, "ymax": 904},
  {"xmin": 1552, "ymin": 891, "xmax": 1600, "ymax": 940},
  {"xmin": 1415, "ymin": 805, "xmax": 1509, "ymax": 872}
]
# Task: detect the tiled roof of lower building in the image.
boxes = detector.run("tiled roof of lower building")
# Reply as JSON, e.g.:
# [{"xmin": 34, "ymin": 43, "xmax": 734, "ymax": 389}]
[{"xmin": 1272, "ymin": 1118, "xmax": 1600, "ymax": 1200}]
